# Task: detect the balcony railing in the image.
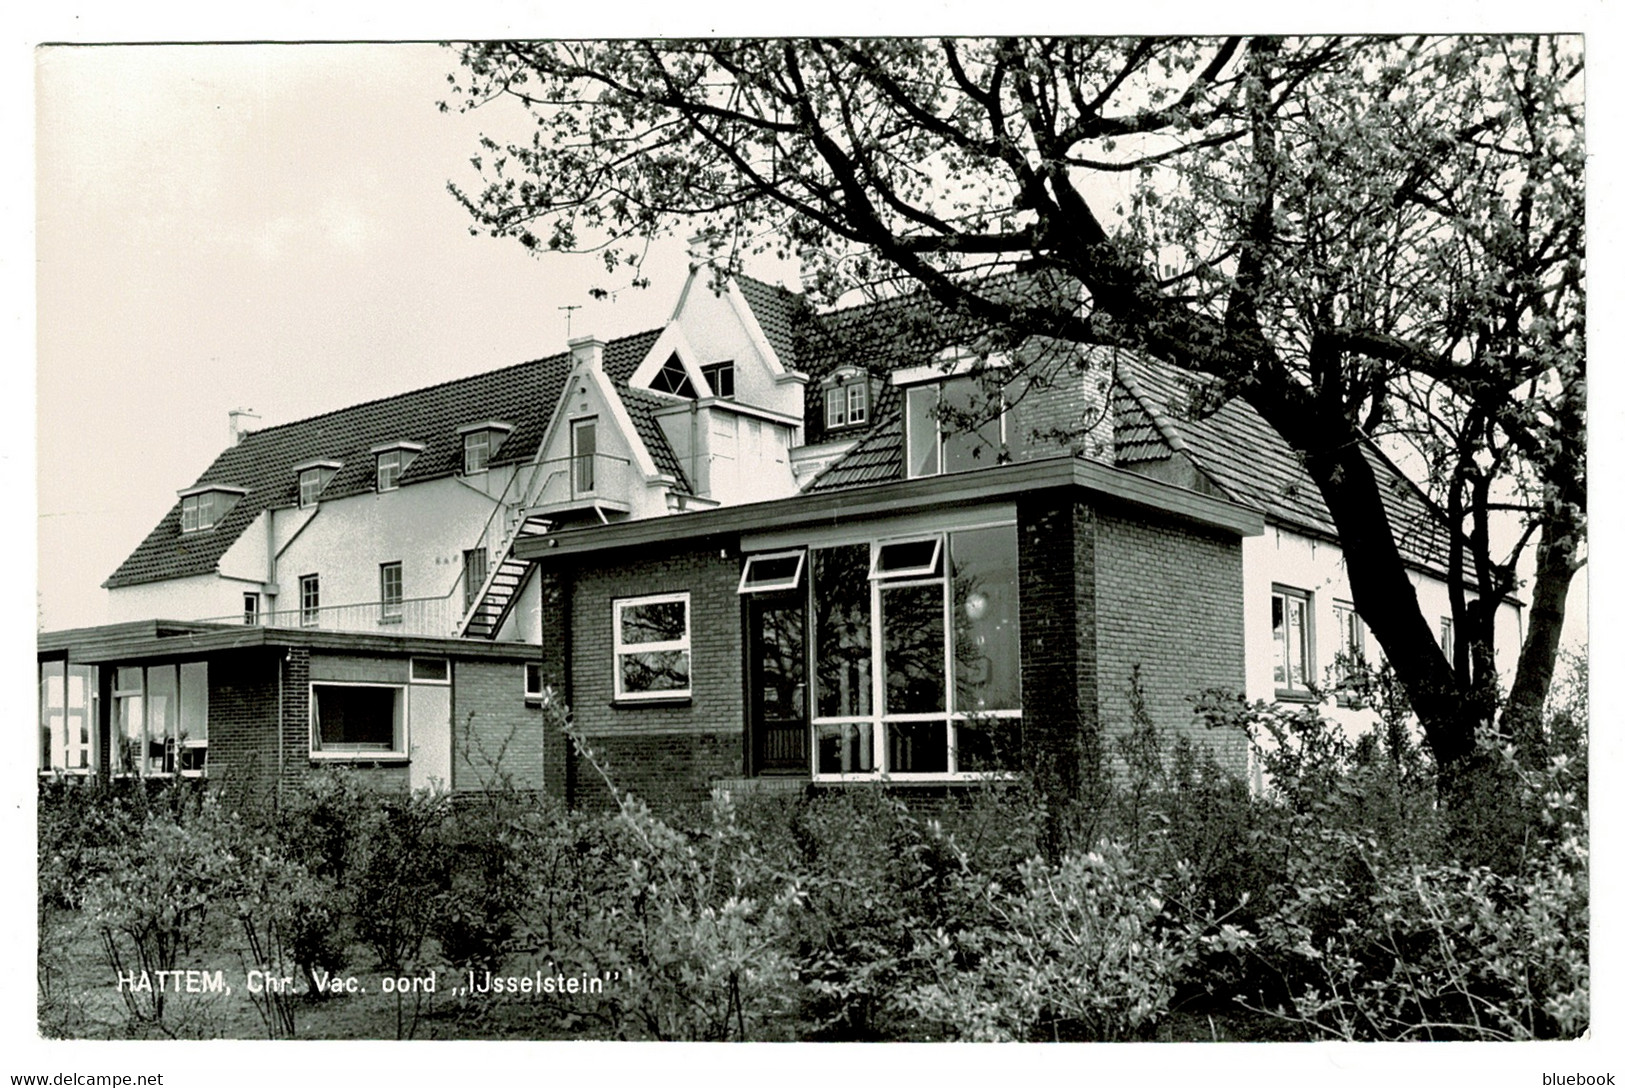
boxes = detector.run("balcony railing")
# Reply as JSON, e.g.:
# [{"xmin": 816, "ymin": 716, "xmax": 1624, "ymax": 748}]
[
  {"xmin": 201, "ymin": 595, "xmax": 462, "ymax": 638},
  {"xmin": 528, "ymin": 453, "xmax": 635, "ymax": 515}
]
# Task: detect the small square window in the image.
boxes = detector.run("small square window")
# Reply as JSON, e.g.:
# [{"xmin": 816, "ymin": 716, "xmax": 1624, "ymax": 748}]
[
  {"xmin": 410, "ymin": 657, "xmax": 449, "ymax": 684},
  {"xmin": 702, "ymin": 361, "xmax": 735, "ymax": 399},
  {"xmin": 613, "ymin": 593, "xmax": 691, "ymax": 700}
]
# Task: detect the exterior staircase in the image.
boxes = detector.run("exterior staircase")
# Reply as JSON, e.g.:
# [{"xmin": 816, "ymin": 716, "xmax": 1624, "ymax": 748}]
[{"xmin": 460, "ymin": 472, "xmax": 552, "ymax": 638}]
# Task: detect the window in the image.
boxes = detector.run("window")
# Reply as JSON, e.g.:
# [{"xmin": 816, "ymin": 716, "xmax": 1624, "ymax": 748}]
[
  {"xmin": 905, "ymin": 377, "xmax": 1009, "ymax": 477},
  {"xmin": 738, "ymin": 551, "xmax": 806, "ymax": 594},
  {"xmin": 649, "ymin": 353, "xmax": 696, "ymax": 397},
  {"xmin": 300, "ymin": 574, "xmax": 320, "ymax": 627},
  {"xmin": 525, "ymin": 663, "xmax": 546, "ymax": 700},
  {"xmin": 1440, "ymin": 616, "xmax": 1455, "ymax": 663},
  {"xmin": 1272, "ymin": 587, "xmax": 1313, "ymax": 698},
  {"xmin": 110, "ymin": 662, "xmax": 207, "ymax": 776},
  {"xmin": 243, "ymin": 593, "xmax": 260, "ymax": 626},
  {"xmin": 808, "ymin": 525, "xmax": 1021, "ymax": 780},
  {"xmin": 1333, "ymin": 601, "xmax": 1365, "ymax": 682},
  {"xmin": 294, "ymin": 461, "xmax": 339, "ymax": 507},
  {"xmin": 39, "ymin": 661, "xmax": 96, "ymax": 774},
  {"xmin": 376, "ymin": 450, "xmax": 403, "ymax": 491},
  {"xmin": 463, "ymin": 549, "xmax": 488, "ymax": 612},
  {"xmin": 310, "ymin": 683, "xmax": 406, "ymax": 758},
  {"xmin": 613, "ymin": 593, "xmax": 692, "ymax": 700},
  {"xmin": 179, "ymin": 488, "xmax": 243, "ymax": 532},
  {"xmin": 571, "ymin": 418, "xmax": 597, "ymax": 495},
  {"xmin": 824, "ymin": 374, "xmax": 869, "ymax": 430},
  {"xmin": 380, "ymin": 562, "xmax": 403, "ymax": 621},
  {"xmin": 701, "ymin": 361, "xmax": 735, "ymax": 399},
  {"xmin": 410, "ymin": 657, "xmax": 449, "ymax": 684},
  {"xmin": 463, "ymin": 430, "xmax": 491, "ymax": 474}
]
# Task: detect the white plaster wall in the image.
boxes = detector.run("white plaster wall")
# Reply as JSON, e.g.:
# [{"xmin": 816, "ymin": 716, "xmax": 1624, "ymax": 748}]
[
  {"xmin": 699, "ymin": 408, "xmax": 797, "ymax": 505},
  {"xmin": 275, "ymin": 477, "xmax": 502, "ymax": 615},
  {"xmin": 107, "ymin": 573, "xmax": 251, "ymax": 623},
  {"xmin": 408, "ymin": 681, "xmax": 453, "ymax": 790},
  {"xmin": 1244, "ymin": 525, "xmax": 1525, "ymax": 737},
  {"xmin": 494, "ymin": 570, "xmax": 544, "ymax": 644},
  {"xmin": 539, "ymin": 370, "xmax": 672, "ymax": 520},
  {"xmin": 672, "ymin": 279, "xmax": 805, "ymax": 419}
]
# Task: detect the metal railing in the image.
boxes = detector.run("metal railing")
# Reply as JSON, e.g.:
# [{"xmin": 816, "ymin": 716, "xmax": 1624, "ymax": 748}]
[
  {"xmin": 528, "ymin": 453, "xmax": 635, "ymax": 510},
  {"xmin": 202, "ymin": 595, "xmax": 462, "ymax": 638}
]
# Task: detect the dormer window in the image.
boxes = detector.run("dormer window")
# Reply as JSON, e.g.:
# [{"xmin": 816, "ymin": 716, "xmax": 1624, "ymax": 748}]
[
  {"xmin": 371, "ymin": 441, "xmax": 425, "ymax": 492},
  {"xmin": 823, "ymin": 368, "xmax": 870, "ymax": 430},
  {"xmin": 649, "ymin": 353, "xmax": 697, "ymax": 397},
  {"xmin": 701, "ymin": 360, "xmax": 735, "ymax": 399},
  {"xmin": 293, "ymin": 459, "xmax": 341, "ymax": 508},
  {"xmin": 177, "ymin": 485, "xmax": 245, "ymax": 533},
  {"xmin": 457, "ymin": 421, "xmax": 514, "ymax": 475}
]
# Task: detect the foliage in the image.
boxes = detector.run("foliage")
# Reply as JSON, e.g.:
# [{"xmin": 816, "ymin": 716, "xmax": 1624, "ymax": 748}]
[{"xmin": 445, "ymin": 37, "xmax": 1585, "ymax": 778}]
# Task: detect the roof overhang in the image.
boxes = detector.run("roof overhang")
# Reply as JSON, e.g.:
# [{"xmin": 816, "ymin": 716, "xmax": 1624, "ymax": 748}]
[
  {"xmin": 177, "ymin": 483, "xmax": 248, "ymax": 499},
  {"xmin": 37, "ymin": 621, "xmax": 548, "ymax": 666},
  {"xmin": 515, "ymin": 454, "xmax": 1264, "ymax": 564}
]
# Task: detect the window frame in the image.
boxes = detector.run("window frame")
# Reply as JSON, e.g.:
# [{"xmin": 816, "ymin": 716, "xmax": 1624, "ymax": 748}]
[
  {"xmin": 178, "ymin": 488, "xmax": 242, "ymax": 532},
  {"xmin": 902, "ymin": 376, "xmax": 1008, "ymax": 479},
  {"xmin": 243, "ymin": 592, "xmax": 259, "ymax": 626},
  {"xmin": 1440, "ymin": 615, "xmax": 1455, "ymax": 663},
  {"xmin": 737, "ymin": 550, "xmax": 806, "ymax": 595},
  {"xmin": 846, "ymin": 382, "xmax": 869, "ymax": 425},
  {"xmin": 299, "ymin": 574, "xmax": 320, "ymax": 628},
  {"xmin": 807, "ymin": 521, "xmax": 1022, "ymax": 784},
  {"xmin": 410, "ymin": 657, "xmax": 450, "ymax": 685},
  {"xmin": 463, "ymin": 430, "xmax": 491, "ymax": 475},
  {"xmin": 524, "ymin": 663, "xmax": 546, "ymax": 701},
  {"xmin": 298, "ymin": 468, "xmax": 324, "ymax": 507},
  {"xmin": 1271, "ymin": 585, "xmax": 1315, "ymax": 700},
  {"xmin": 308, "ymin": 681, "xmax": 408, "ymax": 761},
  {"xmin": 380, "ymin": 562, "xmax": 403, "ymax": 621},
  {"xmin": 868, "ymin": 536, "xmax": 944, "ymax": 581},
  {"xmin": 701, "ymin": 360, "xmax": 735, "ymax": 399},
  {"xmin": 107, "ymin": 661, "xmax": 207, "ymax": 778},
  {"xmin": 38, "ymin": 660, "xmax": 98, "ymax": 775},
  {"xmin": 612, "ymin": 591, "xmax": 693, "ymax": 702},
  {"xmin": 1332, "ymin": 600, "xmax": 1365, "ymax": 682},
  {"xmin": 375, "ymin": 449, "xmax": 403, "ymax": 492}
]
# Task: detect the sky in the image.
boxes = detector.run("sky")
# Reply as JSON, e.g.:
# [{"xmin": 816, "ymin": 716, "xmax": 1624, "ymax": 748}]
[{"xmin": 35, "ymin": 42, "xmax": 770, "ymax": 631}]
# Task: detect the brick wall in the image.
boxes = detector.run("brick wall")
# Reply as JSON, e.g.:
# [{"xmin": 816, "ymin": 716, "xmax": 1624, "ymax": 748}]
[
  {"xmin": 1008, "ymin": 342, "xmax": 1114, "ymax": 462},
  {"xmin": 564, "ymin": 542, "xmax": 745, "ymax": 810},
  {"xmin": 453, "ymin": 659, "xmax": 548, "ymax": 792},
  {"xmin": 1017, "ymin": 492, "xmax": 1095, "ymax": 798},
  {"xmin": 1092, "ymin": 504, "xmax": 1248, "ymax": 776},
  {"xmin": 207, "ymin": 648, "xmax": 281, "ymax": 802}
]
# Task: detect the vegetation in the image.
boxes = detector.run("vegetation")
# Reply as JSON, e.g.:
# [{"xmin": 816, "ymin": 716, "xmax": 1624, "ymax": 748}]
[{"xmin": 38, "ymin": 679, "xmax": 1586, "ymax": 1041}]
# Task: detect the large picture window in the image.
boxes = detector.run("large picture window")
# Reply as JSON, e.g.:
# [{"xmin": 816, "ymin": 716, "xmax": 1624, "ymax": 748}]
[
  {"xmin": 39, "ymin": 661, "xmax": 96, "ymax": 774},
  {"xmin": 807, "ymin": 523, "xmax": 1021, "ymax": 780},
  {"xmin": 613, "ymin": 593, "xmax": 692, "ymax": 700},
  {"xmin": 111, "ymin": 662, "xmax": 208, "ymax": 776},
  {"xmin": 904, "ymin": 377, "xmax": 1013, "ymax": 478},
  {"xmin": 310, "ymin": 683, "xmax": 406, "ymax": 758}
]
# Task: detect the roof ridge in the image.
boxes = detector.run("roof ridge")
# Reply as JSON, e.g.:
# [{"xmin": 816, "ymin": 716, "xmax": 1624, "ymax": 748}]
[{"xmin": 228, "ymin": 327, "xmax": 661, "ymax": 444}]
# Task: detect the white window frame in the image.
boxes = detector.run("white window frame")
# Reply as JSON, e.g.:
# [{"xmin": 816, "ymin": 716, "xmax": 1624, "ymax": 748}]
[
  {"xmin": 613, "ymin": 592, "xmax": 693, "ymax": 701},
  {"xmin": 701, "ymin": 360, "xmax": 735, "ymax": 399},
  {"xmin": 376, "ymin": 449, "xmax": 403, "ymax": 491},
  {"xmin": 109, "ymin": 662, "xmax": 208, "ymax": 778},
  {"xmin": 243, "ymin": 592, "xmax": 260, "ymax": 626},
  {"xmin": 1272, "ymin": 585, "xmax": 1314, "ymax": 698},
  {"xmin": 903, "ymin": 377, "xmax": 1008, "ymax": 479},
  {"xmin": 846, "ymin": 382, "xmax": 869, "ymax": 425},
  {"xmin": 738, "ymin": 550, "xmax": 806, "ymax": 595},
  {"xmin": 463, "ymin": 430, "xmax": 491, "ymax": 475},
  {"xmin": 308, "ymin": 681, "xmax": 408, "ymax": 760},
  {"xmin": 300, "ymin": 574, "xmax": 320, "ymax": 628},
  {"xmin": 808, "ymin": 520, "xmax": 1022, "ymax": 785},
  {"xmin": 298, "ymin": 468, "xmax": 324, "ymax": 507},
  {"xmin": 868, "ymin": 536, "xmax": 944, "ymax": 581},
  {"xmin": 524, "ymin": 663, "xmax": 546, "ymax": 701},
  {"xmin": 380, "ymin": 562, "xmax": 403, "ymax": 621}
]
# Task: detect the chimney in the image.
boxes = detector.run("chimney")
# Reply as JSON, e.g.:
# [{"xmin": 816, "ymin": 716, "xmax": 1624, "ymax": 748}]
[
  {"xmin": 568, "ymin": 335, "xmax": 604, "ymax": 373},
  {"xmin": 228, "ymin": 407, "xmax": 260, "ymax": 445}
]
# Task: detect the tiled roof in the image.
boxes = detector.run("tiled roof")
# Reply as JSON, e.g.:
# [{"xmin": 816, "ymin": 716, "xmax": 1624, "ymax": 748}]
[
  {"xmin": 106, "ymin": 328, "xmax": 664, "ymax": 589},
  {"xmin": 804, "ymin": 385, "xmax": 905, "ymax": 492},
  {"xmin": 616, "ymin": 383, "xmax": 692, "ymax": 490},
  {"xmin": 733, "ymin": 275, "xmax": 806, "ymax": 370},
  {"xmin": 1119, "ymin": 355, "xmax": 1452, "ymax": 574}
]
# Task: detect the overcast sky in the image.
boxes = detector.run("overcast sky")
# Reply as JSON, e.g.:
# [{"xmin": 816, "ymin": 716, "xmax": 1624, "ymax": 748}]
[{"xmin": 35, "ymin": 42, "xmax": 773, "ymax": 630}]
